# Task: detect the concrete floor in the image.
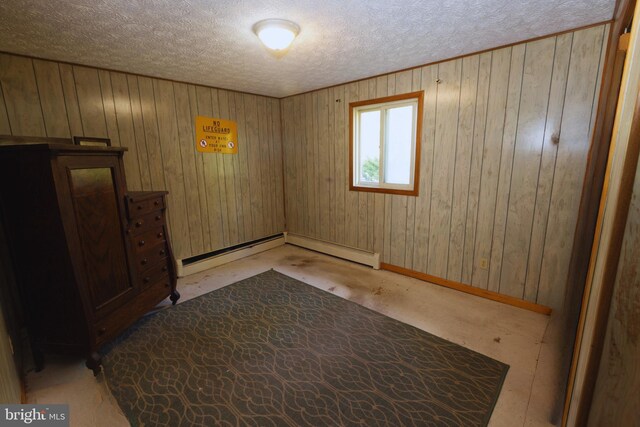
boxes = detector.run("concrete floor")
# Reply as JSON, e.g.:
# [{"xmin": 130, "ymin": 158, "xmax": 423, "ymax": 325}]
[{"xmin": 25, "ymin": 244, "xmax": 561, "ymax": 426}]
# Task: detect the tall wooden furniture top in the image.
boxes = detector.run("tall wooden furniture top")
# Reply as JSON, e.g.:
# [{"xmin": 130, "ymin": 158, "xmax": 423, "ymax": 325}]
[{"xmin": 0, "ymin": 136, "xmax": 180, "ymax": 374}]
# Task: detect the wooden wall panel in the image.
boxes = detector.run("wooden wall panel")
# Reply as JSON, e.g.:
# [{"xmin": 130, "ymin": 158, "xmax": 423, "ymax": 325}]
[
  {"xmin": 281, "ymin": 25, "xmax": 607, "ymax": 309},
  {"xmin": 537, "ymin": 25, "xmax": 607, "ymax": 309},
  {"xmin": 487, "ymin": 44, "xmax": 525, "ymax": 295},
  {"xmin": 447, "ymin": 56, "xmax": 479, "ymax": 282},
  {"xmin": 0, "ymin": 53, "xmax": 46, "ymax": 136},
  {"xmin": 461, "ymin": 52, "xmax": 492, "ymax": 285},
  {"xmin": 0, "ymin": 84, "xmax": 11, "ymax": 134},
  {"xmin": 110, "ymin": 72, "xmax": 142, "ymax": 191},
  {"xmin": 0, "ymin": 54, "xmax": 284, "ymax": 261},
  {"xmin": 472, "ymin": 47, "xmax": 512, "ymax": 290},
  {"xmin": 32, "ymin": 60, "xmax": 70, "ymax": 138},
  {"xmin": 499, "ymin": 39, "xmax": 554, "ymax": 298},
  {"xmin": 428, "ymin": 60, "xmax": 461, "ymax": 277}
]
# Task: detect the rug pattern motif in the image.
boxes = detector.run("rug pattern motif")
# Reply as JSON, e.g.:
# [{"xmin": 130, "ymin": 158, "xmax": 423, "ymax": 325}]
[{"xmin": 103, "ymin": 270, "xmax": 508, "ymax": 426}]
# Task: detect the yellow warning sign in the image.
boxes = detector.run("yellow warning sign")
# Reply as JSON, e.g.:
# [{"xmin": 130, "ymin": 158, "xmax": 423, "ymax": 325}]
[{"xmin": 195, "ymin": 116, "xmax": 238, "ymax": 154}]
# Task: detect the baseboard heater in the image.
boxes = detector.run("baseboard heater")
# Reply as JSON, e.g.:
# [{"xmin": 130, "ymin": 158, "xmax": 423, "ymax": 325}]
[
  {"xmin": 284, "ymin": 232, "xmax": 380, "ymax": 269},
  {"xmin": 176, "ymin": 233, "xmax": 285, "ymax": 277}
]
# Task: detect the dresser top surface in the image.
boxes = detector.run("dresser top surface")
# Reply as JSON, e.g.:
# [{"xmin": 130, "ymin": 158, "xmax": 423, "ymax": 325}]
[{"xmin": 0, "ymin": 136, "xmax": 127, "ymax": 154}]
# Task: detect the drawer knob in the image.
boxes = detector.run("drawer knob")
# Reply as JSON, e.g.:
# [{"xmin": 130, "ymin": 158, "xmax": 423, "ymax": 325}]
[
  {"xmin": 139, "ymin": 240, "xmax": 145, "ymax": 247},
  {"xmin": 141, "ymin": 258, "xmax": 148, "ymax": 265},
  {"xmin": 162, "ymin": 266, "xmax": 168, "ymax": 272},
  {"xmin": 144, "ymin": 276, "xmax": 151, "ymax": 283},
  {"xmin": 157, "ymin": 232, "xmax": 163, "ymax": 238},
  {"xmin": 155, "ymin": 215, "xmax": 162, "ymax": 221},
  {"xmin": 136, "ymin": 221, "xmax": 143, "ymax": 227},
  {"xmin": 160, "ymin": 249, "xmax": 166, "ymax": 255},
  {"xmin": 154, "ymin": 200, "xmax": 160, "ymax": 206},
  {"xmin": 137, "ymin": 205, "xmax": 143, "ymax": 210},
  {"xmin": 98, "ymin": 327, "xmax": 106, "ymax": 336},
  {"xmin": 164, "ymin": 283, "xmax": 170, "ymax": 288}
]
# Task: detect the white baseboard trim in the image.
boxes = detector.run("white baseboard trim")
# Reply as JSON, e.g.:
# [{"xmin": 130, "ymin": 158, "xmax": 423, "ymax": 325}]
[
  {"xmin": 177, "ymin": 236, "xmax": 285, "ymax": 277},
  {"xmin": 284, "ymin": 232, "xmax": 380, "ymax": 269}
]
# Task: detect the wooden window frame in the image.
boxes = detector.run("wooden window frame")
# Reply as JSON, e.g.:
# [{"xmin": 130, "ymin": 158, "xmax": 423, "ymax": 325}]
[{"xmin": 349, "ymin": 91, "xmax": 423, "ymax": 196}]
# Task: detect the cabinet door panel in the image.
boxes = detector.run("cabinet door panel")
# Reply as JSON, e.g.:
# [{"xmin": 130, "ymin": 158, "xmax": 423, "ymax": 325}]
[{"xmin": 57, "ymin": 155, "xmax": 135, "ymax": 319}]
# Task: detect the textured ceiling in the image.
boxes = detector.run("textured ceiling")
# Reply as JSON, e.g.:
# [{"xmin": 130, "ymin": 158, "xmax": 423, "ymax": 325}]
[{"xmin": 0, "ymin": 0, "xmax": 615, "ymax": 98}]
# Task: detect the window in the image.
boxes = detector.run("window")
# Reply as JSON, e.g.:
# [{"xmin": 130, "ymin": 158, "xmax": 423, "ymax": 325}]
[{"xmin": 350, "ymin": 91, "xmax": 423, "ymax": 196}]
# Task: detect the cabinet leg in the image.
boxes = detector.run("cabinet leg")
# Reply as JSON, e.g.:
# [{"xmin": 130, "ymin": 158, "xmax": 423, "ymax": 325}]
[
  {"xmin": 86, "ymin": 352, "xmax": 102, "ymax": 376},
  {"xmin": 170, "ymin": 289, "xmax": 180, "ymax": 305}
]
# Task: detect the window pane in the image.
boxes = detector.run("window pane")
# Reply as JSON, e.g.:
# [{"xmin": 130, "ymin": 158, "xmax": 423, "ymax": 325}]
[
  {"xmin": 359, "ymin": 110, "xmax": 380, "ymax": 183},
  {"xmin": 384, "ymin": 105, "xmax": 413, "ymax": 185}
]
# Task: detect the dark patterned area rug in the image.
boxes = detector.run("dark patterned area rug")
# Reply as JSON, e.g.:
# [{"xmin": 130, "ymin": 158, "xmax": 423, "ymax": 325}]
[{"xmin": 102, "ymin": 270, "xmax": 508, "ymax": 426}]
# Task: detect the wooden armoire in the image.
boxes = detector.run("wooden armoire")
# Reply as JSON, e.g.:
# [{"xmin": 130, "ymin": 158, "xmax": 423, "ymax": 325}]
[{"xmin": 0, "ymin": 136, "xmax": 179, "ymax": 374}]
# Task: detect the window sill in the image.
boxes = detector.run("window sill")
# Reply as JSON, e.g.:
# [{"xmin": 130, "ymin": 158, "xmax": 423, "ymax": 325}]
[{"xmin": 349, "ymin": 184, "xmax": 419, "ymax": 196}]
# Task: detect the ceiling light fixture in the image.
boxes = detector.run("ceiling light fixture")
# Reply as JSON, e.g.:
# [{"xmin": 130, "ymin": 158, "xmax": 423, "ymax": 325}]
[{"xmin": 253, "ymin": 19, "xmax": 300, "ymax": 56}]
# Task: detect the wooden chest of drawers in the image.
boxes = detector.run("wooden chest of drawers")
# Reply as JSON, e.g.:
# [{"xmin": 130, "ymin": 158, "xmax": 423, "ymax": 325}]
[
  {"xmin": 125, "ymin": 192, "xmax": 178, "ymax": 298},
  {"xmin": 0, "ymin": 137, "xmax": 180, "ymax": 374}
]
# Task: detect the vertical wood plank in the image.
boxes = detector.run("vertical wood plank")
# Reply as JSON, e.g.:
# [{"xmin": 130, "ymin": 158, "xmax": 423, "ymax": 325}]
[
  {"xmin": 388, "ymin": 70, "xmax": 412, "ymax": 266},
  {"xmin": 426, "ymin": 60, "xmax": 462, "ymax": 277},
  {"xmin": 73, "ymin": 66, "xmax": 108, "ymax": 137},
  {"xmin": 462, "ymin": 53, "xmax": 492, "ymax": 284},
  {"xmin": 208, "ymin": 89, "xmax": 229, "ymax": 247},
  {"xmin": 334, "ymin": 86, "xmax": 346, "ymax": 246},
  {"xmin": 538, "ymin": 25, "xmax": 606, "ymax": 309},
  {"xmin": 403, "ymin": 69, "xmax": 422, "ymax": 266},
  {"xmin": 210, "ymin": 89, "xmax": 230, "ymax": 248},
  {"xmin": 58, "ymin": 64, "xmax": 84, "ymax": 137},
  {"xmin": 0, "ymin": 54, "xmax": 46, "ymax": 136},
  {"xmin": 271, "ymin": 98, "xmax": 285, "ymax": 231},
  {"xmin": 98, "ymin": 70, "xmax": 121, "ymax": 146},
  {"xmin": 127, "ymin": 75, "xmax": 153, "ymax": 191},
  {"xmin": 234, "ymin": 92, "xmax": 253, "ymax": 242},
  {"xmin": 217, "ymin": 89, "xmax": 246, "ymax": 245},
  {"xmin": 257, "ymin": 96, "xmax": 275, "ymax": 235},
  {"xmin": 195, "ymin": 86, "xmax": 224, "ymax": 249},
  {"xmin": 292, "ymin": 95, "xmax": 304, "ymax": 235},
  {"xmin": 412, "ymin": 65, "xmax": 438, "ymax": 272},
  {"xmin": 318, "ymin": 89, "xmax": 331, "ymax": 241},
  {"xmin": 302, "ymin": 93, "xmax": 318, "ymax": 237},
  {"xmin": 345, "ymin": 83, "xmax": 359, "ymax": 248},
  {"xmin": 0, "ymin": 86, "xmax": 11, "ymax": 134},
  {"xmin": 137, "ymin": 77, "xmax": 166, "ymax": 191},
  {"xmin": 153, "ymin": 79, "xmax": 191, "ymax": 259},
  {"xmin": 382, "ymin": 76, "xmax": 396, "ymax": 263},
  {"xmin": 472, "ymin": 48, "xmax": 512, "ymax": 289},
  {"xmin": 173, "ymin": 82, "xmax": 204, "ymax": 255},
  {"xmin": 367, "ymin": 79, "xmax": 378, "ymax": 252},
  {"xmin": 373, "ymin": 76, "xmax": 388, "ymax": 256},
  {"xmin": 32, "ymin": 59, "xmax": 70, "ymax": 138},
  {"xmin": 313, "ymin": 91, "xmax": 321, "ymax": 239},
  {"xmin": 524, "ymin": 34, "xmax": 572, "ymax": 301},
  {"xmin": 484, "ymin": 42, "xmax": 526, "ymax": 293},
  {"xmin": 217, "ymin": 89, "xmax": 239, "ymax": 246},
  {"xmin": 243, "ymin": 93, "xmax": 265, "ymax": 239},
  {"xmin": 357, "ymin": 80, "xmax": 369, "ymax": 250},
  {"xmin": 328, "ymin": 86, "xmax": 338, "ymax": 243},
  {"xmin": 189, "ymin": 84, "xmax": 212, "ymax": 250},
  {"xmin": 447, "ymin": 56, "xmax": 479, "ymax": 281},
  {"xmin": 282, "ymin": 97, "xmax": 297, "ymax": 234},
  {"xmin": 110, "ymin": 72, "xmax": 142, "ymax": 190}
]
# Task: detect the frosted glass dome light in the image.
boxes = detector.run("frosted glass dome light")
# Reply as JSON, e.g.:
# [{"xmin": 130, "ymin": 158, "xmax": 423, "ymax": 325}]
[{"xmin": 253, "ymin": 19, "xmax": 300, "ymax": 52}]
